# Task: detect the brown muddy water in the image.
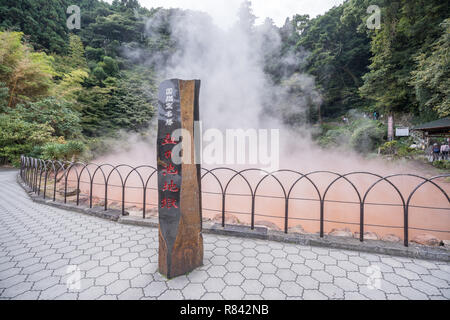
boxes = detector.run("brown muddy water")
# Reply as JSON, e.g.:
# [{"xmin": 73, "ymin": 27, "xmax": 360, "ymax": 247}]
[{"xmin": 54, "ymin": 163, "xmax": 450, "ymax": 242}]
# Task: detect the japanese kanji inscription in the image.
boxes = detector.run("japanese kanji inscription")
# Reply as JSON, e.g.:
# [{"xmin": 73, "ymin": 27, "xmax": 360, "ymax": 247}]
[{"xmin": 157, "ymin": 79, "xmax": 203, "ymax": 279}]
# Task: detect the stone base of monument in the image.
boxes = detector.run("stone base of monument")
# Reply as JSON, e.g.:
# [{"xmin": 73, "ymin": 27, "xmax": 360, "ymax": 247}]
[{"xmin": 157, "ymin": 79, "xmax": 203, "ymax": 279}]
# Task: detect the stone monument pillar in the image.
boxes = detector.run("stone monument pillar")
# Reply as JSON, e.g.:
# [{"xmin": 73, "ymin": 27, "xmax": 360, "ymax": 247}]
[{"xmin": 157, "ymin": 79, "xmax": 203, "ymax": 279}]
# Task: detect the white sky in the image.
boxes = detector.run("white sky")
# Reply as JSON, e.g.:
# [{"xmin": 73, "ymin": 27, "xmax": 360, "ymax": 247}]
[{"xmin": 108, "ymin": 0, "xmax": 346, "ymax": 29}]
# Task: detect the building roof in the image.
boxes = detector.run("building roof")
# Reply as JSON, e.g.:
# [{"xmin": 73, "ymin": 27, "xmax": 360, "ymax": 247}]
[{"xmin": 412, "ymin": 117, "xmax": 450, "ymax": 131}]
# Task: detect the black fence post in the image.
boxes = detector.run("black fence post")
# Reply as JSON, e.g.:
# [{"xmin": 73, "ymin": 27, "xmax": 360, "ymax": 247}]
[
  {"xmin": 320, "ymin": 199, "xmax": 324, "ymax": 238},
  {"xmin": 284, "ymin": 198, "xmax": 289, "ymax": 234},
  {"xmin": 360, "ymin": 202, "xmax": 364, "ymax": 242},
  {"xmin": 404, "ymin": 206, "xmax": 409, "ymax": 247}
]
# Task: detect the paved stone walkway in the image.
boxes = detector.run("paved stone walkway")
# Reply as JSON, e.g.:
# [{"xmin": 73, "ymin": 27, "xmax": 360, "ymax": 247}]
[{"xmin": 0, "ymin": 169, "xmax": 449, "ymax": 300}]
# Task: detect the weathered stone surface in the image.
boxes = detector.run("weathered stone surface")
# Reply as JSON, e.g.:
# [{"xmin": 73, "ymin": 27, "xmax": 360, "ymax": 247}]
[
  {"xmin": 381, "ymin": 234, "xmax": 402, "ymax": 242},
  {"xmin": 443, "ymin": 240, "xmax": 450, "ymax": 247},
  {"xmin": 213, "ymin": 213, "xmax": 239, "ymax": 225},
  {"xmin": 58, "ymin": 188, "xmax": 80, "ymax": 197},
  {"xmin": 411, "ymin": 234, "xmax": 441, "ymax": 246},
  {"xmin": 255, "ymin": 220, "xmax": 281, "ymax": 231},
  {"xmin": 288, "ymin": 224, "xmax": 306, "ymax": 234},
  {"xmin": 354, "ymin": 232, "xmax": 378, "ymax": 240},
  {"xmin": 329, "ymin": 228, "xmax": 353, "ymax": 237},
  {"xmin": 146, "ymin": 207, "xmax": 158, "ymax": 217}
]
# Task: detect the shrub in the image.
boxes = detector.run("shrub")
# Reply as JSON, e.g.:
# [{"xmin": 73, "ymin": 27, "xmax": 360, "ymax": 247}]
[
  {"xmin": 432, "ymin": 160, "xmax": 450, "ymax": 170},
  {"xmin": 0, "ymin": 114, "xmax": 54, "ymax": 166},
  {"xmin": 41, "ymin": 141, "xmax": 85, "ymax": 161},
  {"xmin": 350, "ymin": 121, "xmax": 385, "ymax": 153}
]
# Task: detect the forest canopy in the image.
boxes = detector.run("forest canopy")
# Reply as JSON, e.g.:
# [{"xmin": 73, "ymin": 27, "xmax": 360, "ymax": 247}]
[{"xmin": 0, "ymin": 0, "xmax": 448, "ymax": 164}]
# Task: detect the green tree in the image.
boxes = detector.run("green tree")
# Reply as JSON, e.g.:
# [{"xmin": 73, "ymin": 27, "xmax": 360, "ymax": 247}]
[
  {"xmin": 10, "ymin": 98, "xmax": 82, "ymax": 138},
  {"xmin": 359, "ymin": 0, "xmax": 448, "ymax": 115},
  {"xmin": 0, "ymin": 0, "xmax": 70, "ymax": 54},
  {"xmin": 295, "ymin": 1, "xmax": 371, "ymax": 118},
  {"xmin": 0, "ymin": 113, "xmax": 55, "ymax": 165},
  {"xmin": 0, "ymin": 32, "xmax": 55, "ymax": 107},
  {"xmin": 410, "ymin": 19, "xmax": 449, "ymax": 117}
]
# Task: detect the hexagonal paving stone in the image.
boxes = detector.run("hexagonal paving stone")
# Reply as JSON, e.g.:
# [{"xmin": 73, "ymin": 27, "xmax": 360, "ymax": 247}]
[
  {"xmin": 241, "ymin": 257, "xmax": 259, "ymax": 267},
  {"xmin": 110, "ymin": 262, "xmax": 130, "ymax": 273},
  {"xmin": 225, "ymin": 261, "xmax": 244, "ymax": 273},
  {"xmin": 207, "ymin": 265, "xmax": 228, "ymax": 278},
  {"xmin": 325, "ymin": 265, "xmax": 347, "ymax": 277},
  {"xmin": 105, "ymin": 279, "xmax": 130, "ymax": 295},
  {"xmin": 380, "ymin": 257, "xmax": 403, "ymax": 268},
  {"xmin": 421, "ymin": 275, "xmax": 448, "ymax": 288},
  {"xmin": 329, "ymin": 251, "xmax": 348, "ymax": 261},
  {"xmin": 79, "ymin": 286, "xmax": 105, "ymax": 300},
  {"xmin": 272, "ymin": 258, "xmax": 292, "ymax": 269},
  {"xmin": 296, "ymin": 275, "xmax": 319, "ymax": 290},
  {"xmin": 167, "ymin": 276, "xmax": 189, "ymax": 290},
  {"xmin": 311, "ymin": 270, "xmax": 333, "ymax": 283},
  {"xmin": 210, "ymin": 255, "xmax": 228, "ymax": 266},
  {"xmin": 334, "ymin": 277, "xmax": 358, "ymax": 291},
  {"xmin": 337, "ymin": 260, "xmax": 358, "ymax": 272},
  {"xmin": 279, "ymin": 281, "xmax": 303, "ymax": 297},
  {"xmin": 241, "ymin": 248, "xmax": 258, "ymax": 257},
  {"xmin": 215, "ymin": 240, "xmax": 230, "ymax": 248},
  {"xmin": 241, "ymin": 267, "xmax": 262, "ymax": 279},
  {"xmin": 119, "ymin": 267, "xmax": 141, "ymax": 280},
  {"xmin": 204, "ymin": 278, "xmax": 226, "ymax": 292},
  {"xmin": 223, "ymin": 272, "xmax": 245, "ymax": 286},
  {"xmin": 221, "ymin": 286, "xmax": 245, "ymax": 300},
  {"xmin": 384, "ymin": 273, "xmax": 410, "ymax": 287},
  {"xmin": 32, "ymin": 276, "xmax": 61, "ymax": 291},
  {"xmin": 319, "ymin": 283, "xmax": 344, "ymax": 299},
  {"xmin": 227, "ymin": 252, "xmax": 244, "ymax": 262},
  {"xmin": 182, "ymin": 283, "xmax": 205, "ymax": 299},
  {"xmin": 255, "ymin": 245, "xmax": 271, "ymax": 253},
  {"xmin": 409, "ymin": 280, "xmax": 441, "ymax": 296},
  {"xmin": 394, "ymin": 268, "xmax": 420, "ymax": 280},
  {"xmin": 1, "ymin": 273, "xmax": 27, "ymax": 288},
  {"xmin": 95, "ymin": 272, "xmax": 119, "ymax": 286},
  {"xmin": 256, "ymin": 253, "xmax": 273, "ymax": 263},
  {"xmin": 305, "ymin": 260, "xmax": 325, "ymax": 271},
  {"xmin": 241, "ymin": 279, "xmax": 264, "ymax": 295},
  {"xmin": 143, "ymin": 281, "xmax": 167, "ymax": 297},
  {"xmin": 344, "ymin": 292, "xmax": 368, "ymax": 300},
  {"xmin": 213, "ymin": 247, "xmax": 229, "ymax": 256},
  {"xmin": 39, "ymin": 284, "xmax": 69, "ymax": 300},
  {"xmin": 86, "ymin": 266, "xmax": 108, "ymax": 278},
  {"xmin": 276, "ymin": 269, "xmax": 297, "ymax": 281},
  {"xmin": 118, "ymin": 288, "xmax": 143, "ymax": 300},
  {"xmin": 359, "ymin": 287, "xmax": 387, "ymax": 300},
  {"xmin": 259, "ymin": 274, "xmax": 281, "ymax": 288},
  {"xmin": 257, "ymin": 263, "xmax": 277, "ymax": 274},
  {"xmin": 291, "ymin": 263, "xmax": 312, "ymax": 276},
  {"xmin": 261, "ymin": 288, "xmax": 286, "ymax": 300},
  {"xmin": 299, "ymin": 250, "xmax": 317, "ymax": 260},
  {"xmin": 201, "ymin": 292, "xmax": 223, "ymax": 300},
  {"xmin": 318, "ymin": 255, "xmax": 337, "ymax": 266}
]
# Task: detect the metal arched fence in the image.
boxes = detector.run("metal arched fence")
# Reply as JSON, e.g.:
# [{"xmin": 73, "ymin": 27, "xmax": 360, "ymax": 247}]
[{"xmin": 20, "ymin": 156, "xmax": 450, "ymax": 247}]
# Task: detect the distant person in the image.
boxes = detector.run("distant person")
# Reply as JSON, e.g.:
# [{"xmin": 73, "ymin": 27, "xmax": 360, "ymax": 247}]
[
  {"xmin": 432, "ymin": 143, "xmax": 440, "ymax": 161},
  {"xmin": 441, "ymin": 143, "xmax": 449, "ymax": 160},
  {"xmin": 373, "ymin": 111, "xmax": 379, "ymax": 120}
]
